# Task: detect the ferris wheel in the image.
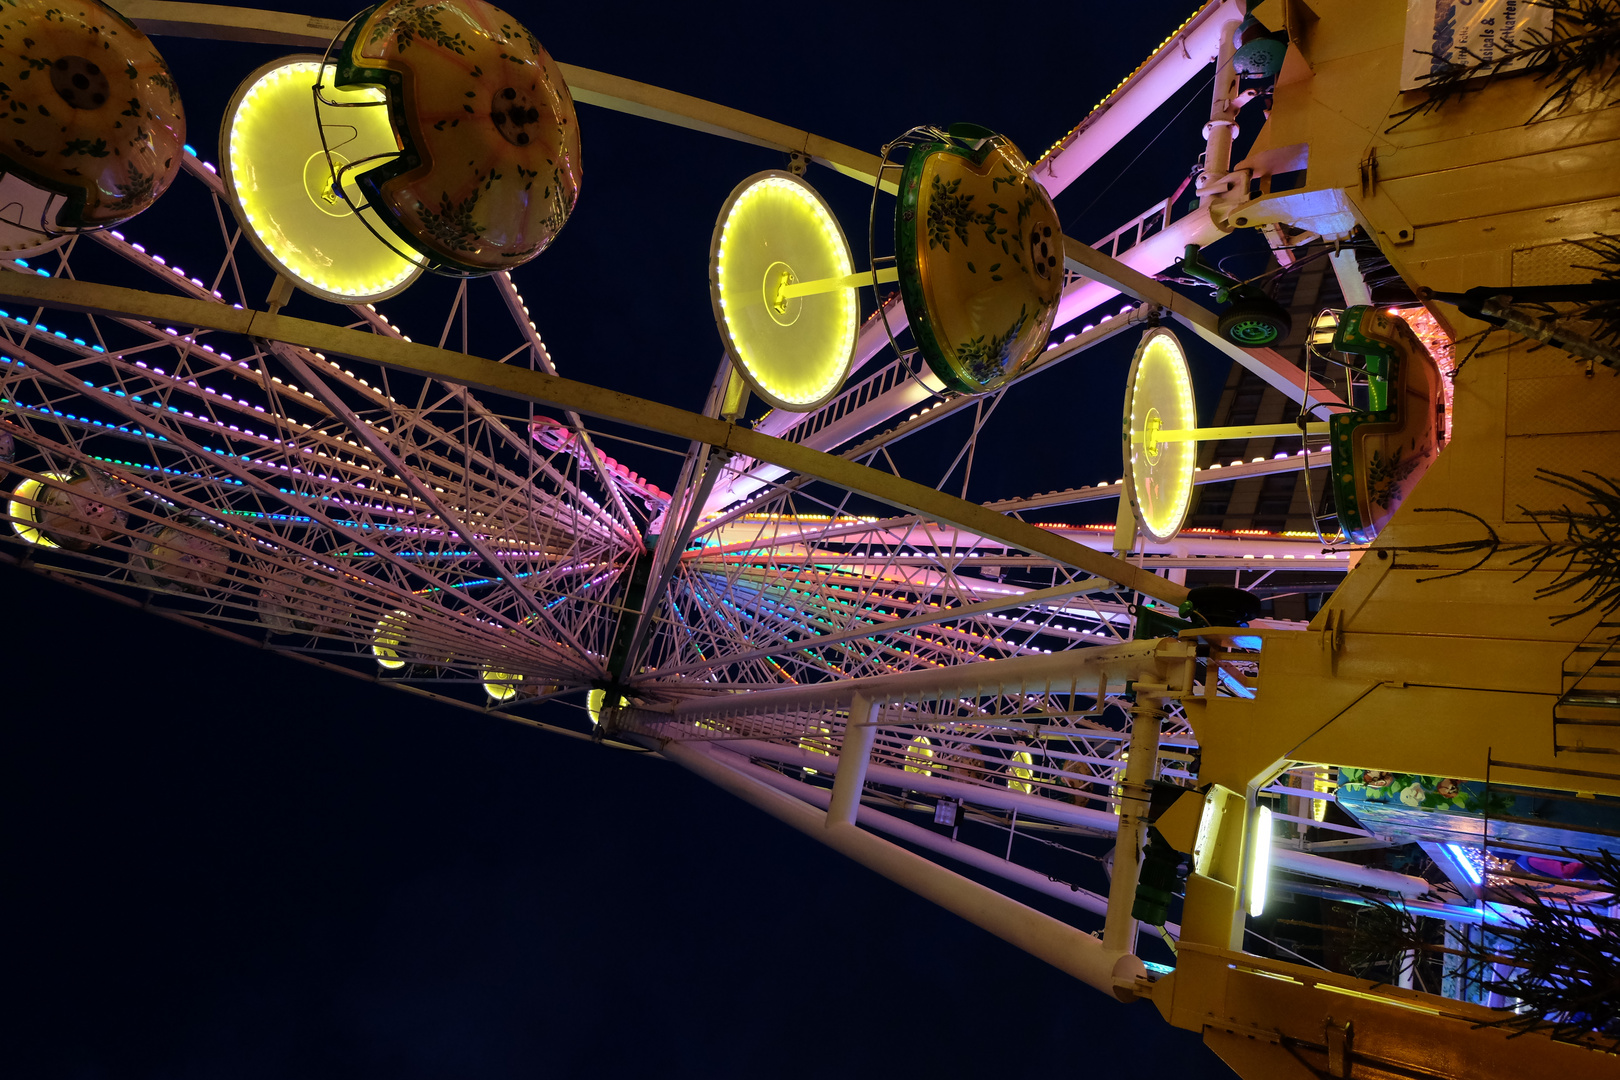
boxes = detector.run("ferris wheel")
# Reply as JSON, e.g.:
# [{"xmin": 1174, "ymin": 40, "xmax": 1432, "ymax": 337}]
[
  {"xmin": 0, "ymin": 0, "xmax": 1486, "ymax": 1063},
  {"xmin": 10, "ymin": 1, "xmax": 1620, "ymax": 1075},
  {"xmin": 0, "ymin": 3, "xmax": 1344, "ymax": 720},
  {"xmin": 0, "ymin": 0, "xmax": 1367, "ymax": 914}
]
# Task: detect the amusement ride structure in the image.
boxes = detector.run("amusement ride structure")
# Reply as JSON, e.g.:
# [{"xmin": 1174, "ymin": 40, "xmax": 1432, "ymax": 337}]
[{"xmin": 3, "ymin": 0, "xmax": 1619, "ymax": 1074}]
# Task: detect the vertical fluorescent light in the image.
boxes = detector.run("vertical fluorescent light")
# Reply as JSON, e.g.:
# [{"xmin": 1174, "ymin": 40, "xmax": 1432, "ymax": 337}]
[
  {"xmin": 1447, "ymin": 843, "xmax": 1484, "ymax": 886},
  {"xmin": 1248, "ymin": 805, "xmax": 1273, "ymax": 917}
]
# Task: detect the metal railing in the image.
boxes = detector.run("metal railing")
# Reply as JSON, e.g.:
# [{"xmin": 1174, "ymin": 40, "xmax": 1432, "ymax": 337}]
[
  {"xmin": 1093, "ymin": 196, "xmax": 1172, "ymax": 260},
  {"xmin": 776, "ymin": 353, "xmax": 917, "ymax": 448},
  {"xmin": 1556, "ymin": 621, "xmax": 1620, "ymax": 755}
]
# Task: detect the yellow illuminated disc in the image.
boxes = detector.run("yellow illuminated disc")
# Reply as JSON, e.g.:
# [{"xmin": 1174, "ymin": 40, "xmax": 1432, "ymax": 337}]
[
  {"xmin": 709, "ymin": 171, "xmax": 858, "ymax": 412},
  {"xmin": 587, "ymin": 687, "xmax": 628, "ymax": 727},
  {"xmin": 1123, "ymin": 327, "xmax": 1197, "ymax": 543},
  {"xmin": 904, "ymin": 735, "xmax": 934, "ymax": 776},
  {"xmin": 7, "ymin": 474, "xmax": 69, "ymax": 548},
  {"xmin": 373, "ymin": 609, "xmax": 409, "ymax": 670},
  {"xmin": 222, "ymin": 57, "xmax": 421, "ymax": 304},
  {"xmin": 483, "ymin": 669, "xmax": 522, "ymax": 702}
]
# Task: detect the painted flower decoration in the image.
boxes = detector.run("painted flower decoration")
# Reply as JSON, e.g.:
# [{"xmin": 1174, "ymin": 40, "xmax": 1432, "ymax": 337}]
[
  {"xmin": 0, "ymin": 0, "xmax": 185, "ymax": 234},
  {"xmin": 333, "ymin": 0, "xmax": 581, "ymax": 274}
]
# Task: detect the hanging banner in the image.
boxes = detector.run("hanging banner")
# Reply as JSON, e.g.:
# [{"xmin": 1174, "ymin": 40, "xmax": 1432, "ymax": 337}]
[{"xmin": 1401, "ymin": 0, "xmax": 1553, "ymax": 91}]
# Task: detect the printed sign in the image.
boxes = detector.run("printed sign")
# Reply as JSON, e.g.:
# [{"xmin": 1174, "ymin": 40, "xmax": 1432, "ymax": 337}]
[{"xmin": 1401, "ymin": 0, "xmax": 1553, "ymax": 90}]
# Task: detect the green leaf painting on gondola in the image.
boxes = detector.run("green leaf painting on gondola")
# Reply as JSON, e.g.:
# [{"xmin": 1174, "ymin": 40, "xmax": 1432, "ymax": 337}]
[
  {"xmin": 416, "ymin": 188, "xmax": 484, "ymax": 252},
  {"xmin": 925, "ymin": 174, "xmax": 998, "ymax": 252},
  {"xmin": 956, "ymin": 304, "xmax": 1030, "ymax": 386}
]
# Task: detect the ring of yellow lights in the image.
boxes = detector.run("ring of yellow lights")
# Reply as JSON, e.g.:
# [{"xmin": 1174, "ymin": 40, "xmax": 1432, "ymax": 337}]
[
  {"xmin": 7, "ymin": 473, "xmax": 71, "ymax": 548},
  {"xmin": 372, "ymin": 609, "xmax": 410, "ymax": 670},
  {"xmin": 1122, "ymin": 327, "xmax": 1197, "ymax": 544},
  {"xmin": 708, "ymin": 171, "xmax": 858, "ymax": 413},
  {"xmin": 220, "ymin": 56, "xmax": 422, "ymax": 305}
]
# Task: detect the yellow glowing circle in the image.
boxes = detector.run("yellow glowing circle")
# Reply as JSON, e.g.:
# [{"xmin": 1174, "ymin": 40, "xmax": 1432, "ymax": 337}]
[
  {"xmin": 1123, "ymin": 327, "xmax": 1197, "ymax": 543},
  {"xmin": 1009, "ymin": 748, "xmax": 1035, "ymax": 794},
  {"xmin": 221, "ymin": 57, "xmax": 421, "ymax": 304},
  {"xmin": 587, "ymin": 687, "xmax": 627, "ymax": 728},
  {"xmin": 904, "ymin": 735, "xmax": 934, "ymax": 776},
  {"xmin": 372, "ymin": 609, "xmax": 409, "ymax": 670},
  {"xmin": 483, "ymin": 670, "xmax": 522, "ymax": 702},
  {"xmin": 7, "ymin": 474, "xmax": 70, "ymax": 548},
  {"xmin": 709, "ymin": 172, "xmax": 857, "ymax": 412}
]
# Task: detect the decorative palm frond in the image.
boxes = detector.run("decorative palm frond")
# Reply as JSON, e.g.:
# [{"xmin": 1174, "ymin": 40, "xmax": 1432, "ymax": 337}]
[
  {"xmin": 1512, "ymin": 470, "xmax": 1620, "ymax": 624},
  {"xmin": 1407, "ymin": 471, "xmax": 1620, "ymax": 625},
  {"xmin": 1472, "ymin": 848, "xmax": 1620, "ymax": 1047},
  {"xmin": 1328, "ymin": 852, "xmax": 1620, "ymax": 1048},
  {"xmin": 1565, "ymin": 234, "xmax": 1620, "ymax": 348}
]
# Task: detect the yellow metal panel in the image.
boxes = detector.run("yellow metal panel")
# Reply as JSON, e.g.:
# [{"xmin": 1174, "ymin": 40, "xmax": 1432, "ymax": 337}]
[
  {"xmin": 1179, "ymin": 874, "xmax": 1243, "ymax": 951},
  {"xmin": 1377, "ymin": 104, "xmax": 1620, "ymax": 184},
  {"xmin": 1504, "ymin": 371, "xmax": 1620, "ymax": 437},
  {"xmin": 1202, "ymin": 1028, "xmax": 1319, "ymax": 1080},
  {"xmin": 1340, "ymin": 569, "xmax": 1609, "ymax": 643},
  {"xmin": 1279, "ymin": 0, "xmax": 1404, "ymax": 67},
  {"xmin": 1505, "ymin": 433, "xmax": 1620, "ymax": 522},
  {"xmin": 1150, "ymin": 787, "xmax": 1207, "ymax": 855},
  {"xmin": 1382, "ymin": 141, "xmax": 1620, "ymax": 228},
  {"xmin": 1159, "ymin": 945, "xmax": 1620, "ymax": 1080}
]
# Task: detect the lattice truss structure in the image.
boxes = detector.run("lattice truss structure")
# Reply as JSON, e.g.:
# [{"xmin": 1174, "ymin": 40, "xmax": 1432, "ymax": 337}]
[
  {"xmin": 0, "ymin": 100, "xmax": 1341, "ymax": 919},
  {"xmin": 626, "ymin": 675, "xmax": 1209, "ymax": 824},
  {"xmin": 0, "ymin": 153, "xmax": 652, "ymax": 702}
]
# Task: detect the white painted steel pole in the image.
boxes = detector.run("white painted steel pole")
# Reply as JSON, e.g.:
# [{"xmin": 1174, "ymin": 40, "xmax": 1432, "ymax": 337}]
[
  {"xmin": 827, "ymin": 694, "xmax": 877, "ymax": 827},
  {"xmin": 1271, "ymin": 849, "xmax": 1432, "ymax": 897},
  {"xmin": 1034, "ymin": 0, "xmax": 1246, "ymax": 197},
  {"xmin": 1198, "ymin": 19, "xmax": 1243, "ymax": 207},
  {"xmin": 1329, "ymin": 248, "xmax": 1374, "ymax": 307},
  {"xmin": 1102, "ymin": 693, "xmax": 1164, "ymax": 954},
  {"xmin": 700, "ymin": 742, "xmax": 1188, "ymax": 941},
  {"xmin": 717, "ymin": 737, "xmax": 1435, "ymax": 897},
  {"xmin": 720, "ymin": 738, "xmax": 1123, "ymax": 833},
  {"xmin": 658, "ymin": 738, "xmax": 1147, "ymax": 999}
]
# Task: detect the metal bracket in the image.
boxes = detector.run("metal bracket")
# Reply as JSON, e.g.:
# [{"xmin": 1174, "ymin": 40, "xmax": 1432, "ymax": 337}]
[{"xmin": 1324, "ymin": 1017, "xmax": 1354, "ymax": 1078}]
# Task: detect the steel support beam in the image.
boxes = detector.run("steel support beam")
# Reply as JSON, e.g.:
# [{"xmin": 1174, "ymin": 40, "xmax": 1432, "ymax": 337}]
[
  {"xmin": 705, "ymin": 741, "xmax": 1181, "ymax": 944},
  {"xmin": 677, "ymin": 739, "xmax": 1433, "ymax": 899},
  {"xmin": 489, "ymin": 273, "xmax": 645, "ymax": 547},
  {"xmin": 1062, "ymin": 237, "xmax": 1347, "ymax": 413},
  {"xmin": 120, "ymin": 2, "xmax": 888, "ymax": 188},
  {"xmin": 1032, "ymin": 0, "xmax": 1246, "ymax": 197},
  {"xmin": 827, "ymin": 694, "xmax": 877, "ymax": 827},
  {"xmin": 0, "ymin": 274, "xmax": 1189, "ymax": 606},
  {"xmin": 659, "ymin": 638, "xmax": 1179, "ymax": 718},
  {"xmin": 1103, "ymin": 693, "xmax": 1164, "ymax": 954},
  {"xmin": 644, "ymin": 576, "xmax": 1112, "ymax": 681},
  {"xmin": 274, "ymin": 347, "xmax": 599, "ymax": 666},
  {"xmin": 656, "ymin": 737, "xmax": 1146, "ymax": 999}
]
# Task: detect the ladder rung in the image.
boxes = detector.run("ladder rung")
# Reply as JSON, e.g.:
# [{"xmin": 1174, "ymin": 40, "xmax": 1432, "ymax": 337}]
[{"xmin": 1563, "ymin": 692, "xmax": 1620, "ymax": 705}]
